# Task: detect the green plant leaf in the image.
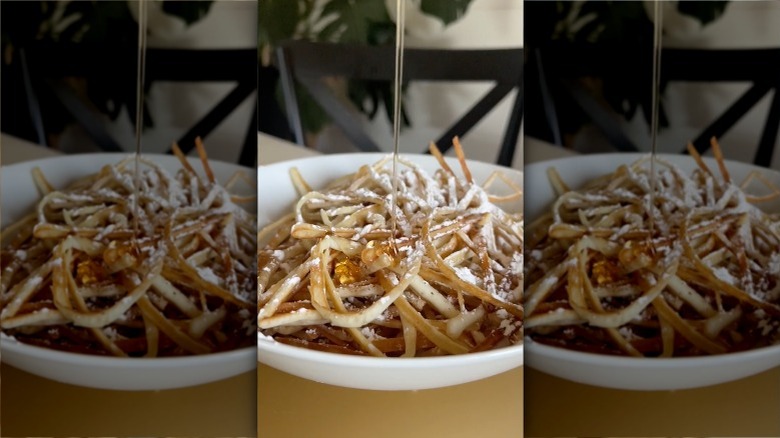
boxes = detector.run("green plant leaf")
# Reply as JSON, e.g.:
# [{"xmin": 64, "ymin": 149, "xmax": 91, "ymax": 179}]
[
  {"xmin": 57, "ymin": 1, "xmax": 93, "ymax": 43},
  {"xmin": 266, "ymin": 0, "xmax": 473, "ymax": 136},
  {"xmin": 366, "ymin": 19, "xmax": 394, "ymax": 45},
  {"xmin": 420, "ymin": 0, "xmax": 473, "ymax": 25},
  {"xmin": 317, "ymin": 17, "xmax": 344, "ymax": 42},
  {"xmin": 319, "ymin": 0, "xmax": 388, "ymax": 44},
  {"xmin": 77, "ymin": 2, "xmax": 136, "ymax": 45},
  {"xmin": 161, "ymin": 1, "xmax": 214, "ymax": 26},
  {"xmin": 1, "ymin": 1, "xmax": 58, "ymax": 50},
  {"xmin": 677, "ymin": 1, "xmax": 729, "ymax": 26},
  {"xmin": 259, "ymin": 0, "xmax": 306, "ymax": 46}
]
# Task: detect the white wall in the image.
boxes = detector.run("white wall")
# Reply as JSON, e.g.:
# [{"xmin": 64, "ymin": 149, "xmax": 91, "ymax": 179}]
[
  {"xmin": 61, "ymin": 0, "xmax": 257, "ymax": 164},
  {"xmin": 617, "ymin": 1, "xmax": 780, "ymax": 169},
  {"xmin": 315, "ymin": 0, "xmax": 524, "ymax": 170}
]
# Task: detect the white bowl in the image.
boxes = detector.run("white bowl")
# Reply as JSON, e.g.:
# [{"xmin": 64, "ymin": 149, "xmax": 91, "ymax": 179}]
[
  {"xmin": 257, "ymin": 153, "xmax": 523, "ymax": 390},
  {"xmin": 524, "ymin": 152, "xmax": 780, "ymax": 390},
  {"xmin": 526, "ymin": 337, "xmax": 780, "ymax": 391},
  {"xmin": 0, "ymin": 153, "xmax": 256, "ymax": 390}
]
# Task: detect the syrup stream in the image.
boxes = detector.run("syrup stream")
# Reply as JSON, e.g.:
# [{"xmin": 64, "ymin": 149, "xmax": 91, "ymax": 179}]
[
  {"xmin": 390, "ymin": 0, "xmax": 405, "ymax": 253},
  {"xmin": 133, "ymin": 0, "xmax": 148, "ymax": 239},
  {"xmin": 649, "ymin": 0, "xmax": 663, "ymax": 237}
]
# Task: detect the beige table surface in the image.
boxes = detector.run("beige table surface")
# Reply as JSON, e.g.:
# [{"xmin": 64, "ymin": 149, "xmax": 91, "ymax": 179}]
[
  {"xmin": 523, "ymin": 136, "xmax": 780, "ymax": 437},
  {"xmin": 0, "ymin": 133, "xmax": 256, "ymax": 437},
  {"xmin": 257, "ymin": 133, "xmax": 524, "ymax": 438}
]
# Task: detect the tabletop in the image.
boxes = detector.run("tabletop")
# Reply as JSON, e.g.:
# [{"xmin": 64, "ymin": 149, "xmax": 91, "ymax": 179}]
[
  {"xmin": 522, "ymin": 136, "xmax": 780, "ymax": 437},
  {"xmin": 0, "ymin": 133, "xmax": 256, "ymax": 437},
  {"xmin": 256, "ymin": 132, "xmax": 525, "ymax": 438}
]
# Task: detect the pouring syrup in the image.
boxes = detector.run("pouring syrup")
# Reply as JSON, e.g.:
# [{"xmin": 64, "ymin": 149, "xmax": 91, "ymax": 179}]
[
  {"xmin": 390, "ymin": 0, "xmax": 406, "ymax": 254},
  {"xmin": 132, "ymin": 0, "xmax": 148, "ymax": 241},
  {"xmin": 648, "ymin": 0, "xmax": 663, "ymax": 237}
]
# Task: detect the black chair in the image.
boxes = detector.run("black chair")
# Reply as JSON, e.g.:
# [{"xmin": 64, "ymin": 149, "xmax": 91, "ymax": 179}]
[
  {"xmin": 20, "ymin": 44, "xmax": 258, "ymax": 166},
  {"xmin": 275, "ymin": 40, "xmax": 523, "ymax": 166},
  {"xmin": 663, "ymin": 48, "xmax": 780, "ymax": 166},
  {"xmin": 146, "ymin": 48, "xmax": 257, "ymax": 166},
  {"xmin": 258, "ymin": 64, "xmax": 294, "ymax": 142},
  {"xmin": 534, "ymin": 44, "xmax": 780, "ymax": 167}
]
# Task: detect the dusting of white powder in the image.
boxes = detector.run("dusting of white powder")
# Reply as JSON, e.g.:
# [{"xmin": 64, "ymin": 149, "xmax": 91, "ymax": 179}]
[{"xmin": 454, "ymin": 267, "xmax": 479, "ymax": 285}]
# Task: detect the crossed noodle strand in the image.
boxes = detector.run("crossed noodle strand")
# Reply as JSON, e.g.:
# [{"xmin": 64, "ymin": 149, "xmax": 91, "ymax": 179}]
[
  {"xmin": 0, "ymin": 151, "xmax": 257, "ymax": 356},
  {"xmin": 258, "ymin": 143, "xmax": 523, "ymax": 357},
  {"xmin": 525, "ymin": 145, "xmax": 780, "ymax": 357}
]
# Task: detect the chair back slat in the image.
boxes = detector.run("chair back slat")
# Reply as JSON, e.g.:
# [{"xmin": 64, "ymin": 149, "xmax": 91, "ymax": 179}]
[
  {"xmin": 536, "ymin": 45, "xmax": 780, "ymax": 166},
  {"xmin": 276, "ymin": 40, "xmax": 523, "ymax": 166}
]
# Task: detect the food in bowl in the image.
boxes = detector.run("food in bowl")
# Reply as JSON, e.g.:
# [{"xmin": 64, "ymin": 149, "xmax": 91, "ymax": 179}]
[
  {"xmin": 1, "ymin": 145, "xmax": 257, "ymax": 357},
  {"xmin": 525, "ymin": 142, "xmax": 780, "ymax": 357},
  {"xmin": 258, "ymin": 141, "xmax": 523, "ymax": 357}
]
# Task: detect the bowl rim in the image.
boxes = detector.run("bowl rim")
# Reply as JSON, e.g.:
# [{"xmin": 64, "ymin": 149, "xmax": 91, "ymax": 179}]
[
  {"xmin": 2, "ymin": 333, "xmax": 256, "ymax": 367},
  {"xmin": 525, "ymin": 337, "xmax": 780, "ymax": 368},
  {"xmin": 524, "ymin": 151, "xmax": 780, "ymax": 191},
  {"xmin": 1, "ymin": 150, "xmax": 253, "ymax": 167},
  {"xmin": 258, "ymin": 335, "xmax": 523, "ymax": 367},
  {"xmin": 525, "ymin": 150, "xmax": 776, "ymax": 166},
  {"xmin": 258, "ymin": 151, "xmax": 523, "ymax": 176}
]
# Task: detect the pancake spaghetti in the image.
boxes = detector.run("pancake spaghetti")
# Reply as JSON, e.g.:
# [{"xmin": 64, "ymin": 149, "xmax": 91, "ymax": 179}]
[
  {"xmin": 0, "ymin": 143, "xmax": 257, "ymax": 356},
  {"xmin": 525, "ymin": 140, "xmax": 780, "ymax": 357},
  {"xmin": 258, "ymin": 141, "xmax": 523, "ymax": 357}
]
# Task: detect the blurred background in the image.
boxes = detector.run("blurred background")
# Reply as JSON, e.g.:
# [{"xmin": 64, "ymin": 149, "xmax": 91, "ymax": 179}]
[
  {"xmin": 524, "ymin": 0, "xmax": 780, "ymax": 169},
  {"xmin": 1, "ymin": 0, "xmax": 257, "ymax": 165},
  {"xmin": 258, "ymin": 0, "xmax": 524, "ymax": 169}
]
